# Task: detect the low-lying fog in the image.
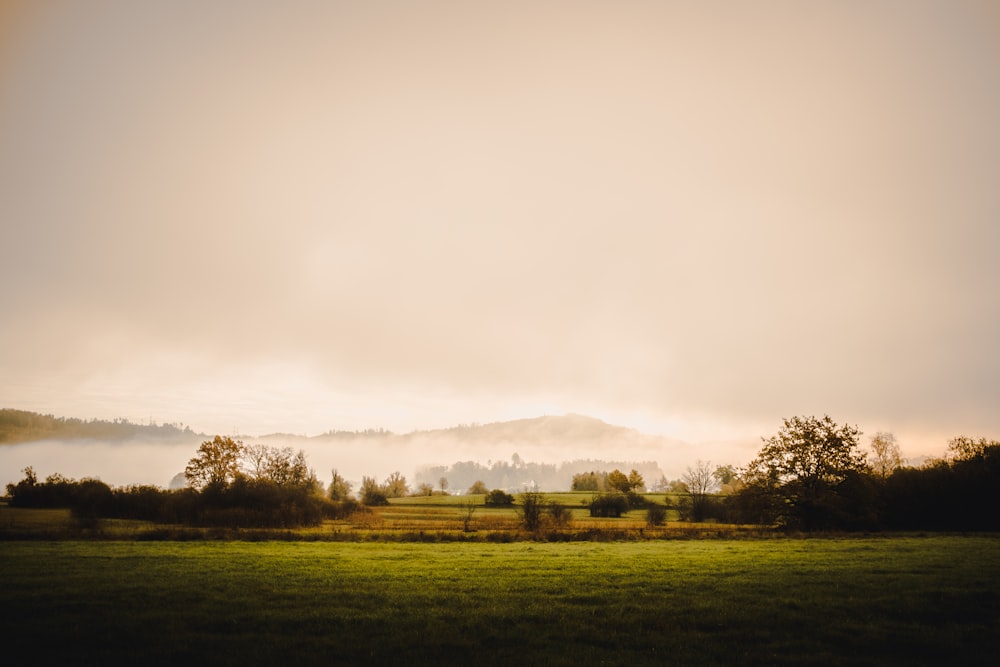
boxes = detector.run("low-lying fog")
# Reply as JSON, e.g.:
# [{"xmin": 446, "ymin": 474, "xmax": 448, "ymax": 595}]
[{"xmin": 0, "ymin": 428, "xmax": 757, "ymax": 492}]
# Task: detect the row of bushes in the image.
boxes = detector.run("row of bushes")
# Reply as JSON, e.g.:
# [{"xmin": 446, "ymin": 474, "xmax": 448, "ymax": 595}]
[{"xmin": 5, "ymin": 472, "xmax": 352, "ymax": 528}]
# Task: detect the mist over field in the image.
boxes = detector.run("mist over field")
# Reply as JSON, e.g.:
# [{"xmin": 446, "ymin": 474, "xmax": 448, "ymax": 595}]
[
  {"xmin": 0, "ymin": 439, "xmax": 199, "ymax": 490},
  {"xmin": 0, "ymin": 414, "xmax": 730, "ymax": 491}
]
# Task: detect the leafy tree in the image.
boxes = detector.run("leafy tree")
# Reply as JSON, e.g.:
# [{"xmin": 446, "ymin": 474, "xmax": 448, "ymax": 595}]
[
  {"xmin": 467, "ymin": 480, "xmax": 489, "ymax": 495},
  {"xmin": 870, "ymin": 432, "xmax": 903, "ymax": 479},
  {"xmin": 628, "ymin": 469, "xmax": 645, "ymax": 492},
  {"xmin": 266, "ymin": 448, "xmax": 315, "ymax": 488},
  {"xmin": 384, "ymin": 471, "xmax": 409, "ymax": 498},
  {"xmin": 606, "ymin": 468, "xmax": 645, "ymax": 494},
  {"xmin": 415, "ymin": 482, "xmax": 435, "ymax": 497},
  {"xmin": 606, "ymin": 469, "xmax": 629, "ymax": 493},
  {"xmin": 571, "ymin": 471, "xmax": 604, "ymax": 492},
  {"xmin": 184, "ymin": 436, "xmax": 244, "ymax": 489},
  {"xmin": 235, "ymin": 444, "xmax": 318, "ymax": 489},
  {"xmin": 328, "ymin": 469, "xmax": 353, "ymax": 501},
  {"xmin": 605, "ymin": 468, "xmax": 644, "ymax": 494},
  {"xmin": 360, "ymin": 476, "xmax": 388, "ymax": 506},
  {"xmin": 947, "ymin": 436, "xmax": 1000, "ymax": 462},
  {"xmin": 743, "ymin": 415, "xmax": 867, "ymax": 530}
]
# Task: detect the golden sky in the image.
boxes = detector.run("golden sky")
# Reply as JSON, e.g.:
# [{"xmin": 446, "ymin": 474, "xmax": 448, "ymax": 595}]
[{"xmin": 2, "ymin": 1, "xmax": 999, "ymax": 459}]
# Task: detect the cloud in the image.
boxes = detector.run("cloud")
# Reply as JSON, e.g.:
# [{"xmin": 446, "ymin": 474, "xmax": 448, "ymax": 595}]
[{"xmin": 1, "ymin": 1, "xmax": 999, "ymax": 456}]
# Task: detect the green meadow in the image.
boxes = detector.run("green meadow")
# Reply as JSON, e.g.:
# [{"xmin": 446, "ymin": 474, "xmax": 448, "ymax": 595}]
[{"xmin": 2, "ymin": 536, "xmax": 998, "ymax": 666}]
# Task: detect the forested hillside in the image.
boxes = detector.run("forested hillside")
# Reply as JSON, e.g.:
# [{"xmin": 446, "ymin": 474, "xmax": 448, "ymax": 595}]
[{"xmin": 0, "ymin": 409, "xmax": 199, "ymax": 445}]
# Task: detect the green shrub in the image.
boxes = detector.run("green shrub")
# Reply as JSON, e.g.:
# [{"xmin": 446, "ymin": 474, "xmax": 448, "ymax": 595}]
[
  {"xmin": 518, "ymin": 491, "xmax": 545, "ymax": 531},
  {"xmin": 485, "ymin": 489, "xmax": 514, "ymax": 506},
  {"xmin": 589, "ymin": 493, "xmax": 629, "ymax": 518},
  {"xmin": 646, "ymin": 504, "xmax": 667, "ymax": 526}
]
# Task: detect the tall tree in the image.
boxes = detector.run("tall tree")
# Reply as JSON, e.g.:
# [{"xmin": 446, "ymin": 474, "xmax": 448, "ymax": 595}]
[
  {"xmin": 606, "ymin": 469, "xmax": 630, "ymax": 493},
  {"xmin": 384, "ymin": 471, "xmax": 409, "ymax": 498},
  {"xmin": 627, "ymin": 469, "xmax": 645, "ymax": 493},
  {"xmin": 870, "ymin": 432, "xmax": 903, "ymax": 479},
  {"xmin": 328, "ymin": 469, "xmax": 352, "ymax": 501},
  {"xmin": 242, "ymin": 443, "xmax": 271, "ymax": 479},
  {"xmin": 184, "ymin": 436, "xmax": 244, "ymax": 489},
  {"xmin": 263, "ymin": 447, "xmax": 313, "ymax": 487},
  {"xmin": 682, "ymin": 460, "xmax": 718, "ymax": 522},
  {"xmin": 743, "ymin": 415, "xmax": 867, "ymax": 530}
]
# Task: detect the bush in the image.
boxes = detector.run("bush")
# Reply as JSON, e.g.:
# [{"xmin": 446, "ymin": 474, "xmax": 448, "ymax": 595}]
[
  {"xmin": 677, "ymin": 493, "xmax": 731, "ymax": 523},
  {"xmin": 361, "ymin": 488, "xmax": 389, "ymax": 506},
  {"xmin": 625, "ymin": 491, "xmax": 650, "ymax": 510},
  {"xmin": 328, "ymin": 498, "xmax": 363, "ymax": 520},
  {"xmin": 518, "ymin": 491, "xmax": 545, "ymax": 531},
  {"xmin": 547, "ymin": 501, "xmax": 573, "ymax": 528},
  {"xmin": 193, "ymin": 479, "xmax": 333, "ymax": 527},
  {"xmin": 646, "ymin": 504, "xmax": 667, "ymax": 526},
  {"xmin": 485, "ymin": 489, "xmax": 515, "ymax": 506},
  {"xmin": 360, "ymin": 476, "xmax": 389, "ymax": 506},
  {"xmin": 589, "ymin": 493, "xmax": 629, "ymax": 518},
  {"xmin": 5, "ymin": 465, "xmax": 337, "ymax": 529}
]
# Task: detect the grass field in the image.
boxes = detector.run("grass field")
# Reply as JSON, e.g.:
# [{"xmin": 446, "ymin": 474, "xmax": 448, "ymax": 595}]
[
  {"xmin": 2, "ymin": 536, "xmax": 998, "ymax": 666},
  {"xmin": 0, "ymin": 496, "xmax": 743, "ymax": 539}
]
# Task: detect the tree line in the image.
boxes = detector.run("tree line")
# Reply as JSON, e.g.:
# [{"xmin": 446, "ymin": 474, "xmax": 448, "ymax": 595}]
[
  {"xmin": 5, "ymin": 435, "xmax": 474, "ymax": 529},
  {"xmin": 5, "ymin": 417, "xmax": 999, "ymax": 532},
  {"xmin": 416, "ymin": 457, "xmax": 663, "ymax": 493},
  {"xmin": 0, "ymin": 408, "xmax": 197, "ymax": 445},
  {"xmin": 676, "ymin": 416, "xmax": 1000, "ymax": 531},
  {"xmin": 6, "ymin": 436, "xmax": 335, "ymax": 528}
]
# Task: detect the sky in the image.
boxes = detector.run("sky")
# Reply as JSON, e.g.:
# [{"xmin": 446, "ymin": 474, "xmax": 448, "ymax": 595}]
[{"xmin": 2, "ymin": 0, "xmax": 999, "ymax": 462}]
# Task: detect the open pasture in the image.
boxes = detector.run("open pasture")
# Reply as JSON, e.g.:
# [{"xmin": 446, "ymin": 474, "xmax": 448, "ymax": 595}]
[
  {"xmin": 1, "ymin": 494, "xmax": 709, "ymax": 539},
  {"xmin": 376, "ymin": 492, "xmax": 685, "ymax": 535},
  {"xmin": 2, "ymin": 536, "xmax": 998, "ymax": 665}
]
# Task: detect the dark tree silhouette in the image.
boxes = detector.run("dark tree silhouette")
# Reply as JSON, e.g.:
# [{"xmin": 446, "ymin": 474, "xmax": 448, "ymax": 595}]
[{"xmin": 743, "ymin": 415, "xmax": 867, "ymax": 530}]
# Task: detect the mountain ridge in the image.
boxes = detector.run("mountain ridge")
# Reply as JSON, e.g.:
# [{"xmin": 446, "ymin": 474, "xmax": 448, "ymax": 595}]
[{"xmin": 0, "ymin": 408, "xmax": 684, "ymax": 445}]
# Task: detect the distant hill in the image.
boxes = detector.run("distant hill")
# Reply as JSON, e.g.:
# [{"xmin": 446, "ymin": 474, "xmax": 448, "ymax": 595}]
[
  {"xmin": 0, "ymin": 410, "xmax": 707, "ymax": 491},
  {"xmin": 409, "ymin": 414, "xmax": 643, "ymax": 444},
  {"xmin": 400, "ymin": 414, "xmax": 683, "ymax": 457},
  {"xmin": 0, "ymin": 409, "xmax": 201, "ymax": 445},
  {"xmin": 255, "ymin": 413, "xmax": 683, "ymax": 455},
  {"xmin": 397, "ymin": 415, "xmax": 676, "ymax": 490},
  {"xmin": 2, "ymin": 409, "xmax": 683, "ymax": 456}
]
